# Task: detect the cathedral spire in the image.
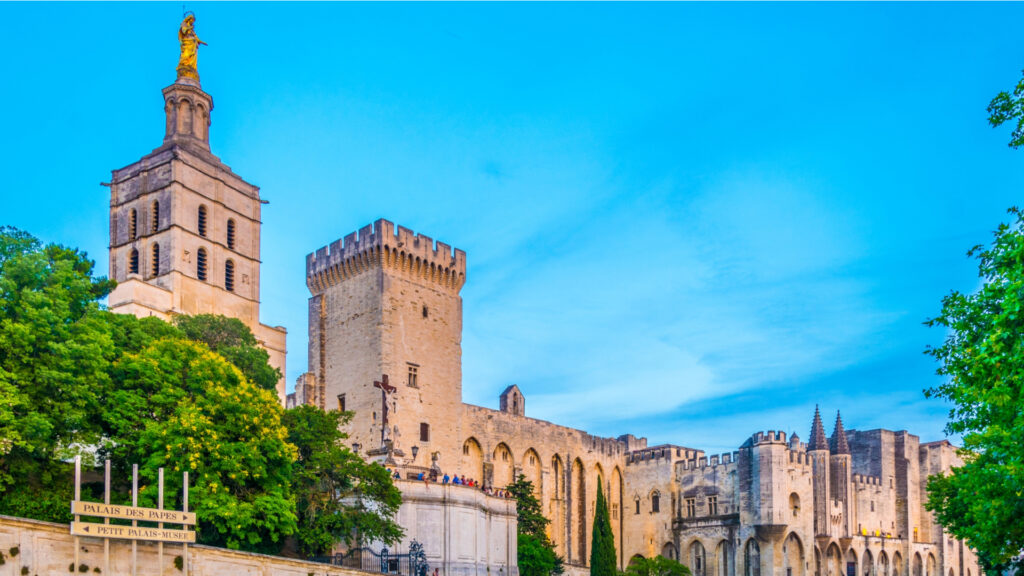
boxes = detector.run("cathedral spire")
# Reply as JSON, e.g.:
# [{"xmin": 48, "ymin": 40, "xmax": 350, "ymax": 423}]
[
  {"xmin": 808, "ymin": 405, "xmax": 829, "ymax": 451},
  {"xmin": 830, "ymin": 411, "xmax": 851, "ymax": 454}
]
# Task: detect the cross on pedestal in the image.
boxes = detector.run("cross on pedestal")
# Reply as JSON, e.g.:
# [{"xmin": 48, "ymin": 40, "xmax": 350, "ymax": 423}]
[{"xmin": 373, "ymin": 374, "xmax": 397, "ymax": 448}]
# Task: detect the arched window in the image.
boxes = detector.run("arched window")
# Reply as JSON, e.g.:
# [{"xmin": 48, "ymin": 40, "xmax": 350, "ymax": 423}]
[
  {"xmin": 151, "ymin": 201, "xmax": 160, "ymax": 233},
  {"xmin": 651, "ymin": 491, "xmax": 660, "ymax": 513},
  {"xmin": 129, "ymin": 248, "xmax": 139, "ymax": 274},
  {"xmin": 790, "ymin": 493, "xmax": 800, "ymax": 517},
  {"xmin": 129, "ymin": 208, "xmax": 138, "ymax": 240},
  {"xmin": 198, "ymin": 205, "xmax": 208, "ymax": 237},
  {"xmin": 151, "ymin": 243, "xmax": 160, "ymax": 276},
  {"xmin": 225, "ymin": 259, "xmax": 235, "ymax": 291},
  {"xmin": 197, "ymin": 247, "xmax": 208, "ymax": 281},
  {"xmin": 227, "ymin": 218, "xmax": 236, "ymax": 249}
]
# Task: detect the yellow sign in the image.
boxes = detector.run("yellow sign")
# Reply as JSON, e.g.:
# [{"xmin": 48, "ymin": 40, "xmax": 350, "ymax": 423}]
[
  {"xmin": 72, "ymin": 501, "xmax": 196, "ymax": 525},
  {"xmin": 71, "ymin": 521, "xmax": 195, "ymax": 543}
]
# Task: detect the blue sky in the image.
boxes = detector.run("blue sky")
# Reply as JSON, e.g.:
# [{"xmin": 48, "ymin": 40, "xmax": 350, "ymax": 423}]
[{"xmin": 2, "ymin": 2, "xmax": 1022, "ymax": 453}]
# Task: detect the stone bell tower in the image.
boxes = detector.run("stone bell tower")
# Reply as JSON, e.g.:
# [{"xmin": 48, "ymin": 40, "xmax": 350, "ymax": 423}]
[{"xmin": 106, "ymin": 16, "xmax": 288, "ymax": 401}]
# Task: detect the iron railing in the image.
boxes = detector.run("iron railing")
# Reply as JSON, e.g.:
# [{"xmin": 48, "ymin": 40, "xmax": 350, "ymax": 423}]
[{"xmin": 313, "ymin": 540, "xmax": 429, "ymax": 576}]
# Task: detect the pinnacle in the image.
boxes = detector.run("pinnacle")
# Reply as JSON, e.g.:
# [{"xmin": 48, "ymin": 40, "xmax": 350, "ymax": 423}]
[
  {"xmin": 808, "ymin": 405, "xmax": 829, "ymax": 451},
  {"xmin": 830, "ymin": 411, "xmax": 851, "ymax": 455}
]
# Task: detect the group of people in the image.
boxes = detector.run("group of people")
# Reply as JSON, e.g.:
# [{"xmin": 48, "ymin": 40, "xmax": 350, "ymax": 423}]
[{"xmin": 384, "ymin": 467, "xmax": 515, "ymax": 499}]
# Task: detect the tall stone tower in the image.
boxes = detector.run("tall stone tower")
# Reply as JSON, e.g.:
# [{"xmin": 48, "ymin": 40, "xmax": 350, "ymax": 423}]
[
  {"xmin": 305, "ymin": 220, "xmax": 466, "ymax": 463},
  {"xmin": 106, "ymin": 16, "xmax": 287, "ymax": 401}
]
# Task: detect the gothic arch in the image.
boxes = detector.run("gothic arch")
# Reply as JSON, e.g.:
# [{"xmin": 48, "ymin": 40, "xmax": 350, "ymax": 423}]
[
  {"xmin": 522, "ymin": 448, "xmax": 542, "ymax": 494},
  {"xmin": 879, "ymin": 551, "xmax": 889, "ymax": 576},
  {"xmin": 661, "ymin": 542, "xmax": 678, "ymax": 562},
  {"xmin": 460, "ymin": 437, "xmax": 483, "ymax": 482},
  {"xmin": 826, "ymin": 543, "xmax": 842, "ymax": 576},
  {"xmin": 571, "ymin": 458, "xmax": 586, "ymax": 565},
  {"xmin": 610, "ymin": 466, "xmax": 624, "ymax": 568},
  {"xmin": 688, "ymin": 540, "xmax": 706, "ymax": 576},
  {"xmin": 714, "ymin": 539, "xmax": 732, "ymax": 576},
  {"xmin": 743, "ymin": 538, "xmax": 761, "ymax": 576},
  {"xmin": 892, "ymin": 552, "xmax": 903, "ymax": 576},
  {"xmin": 549, "ymin": 454, "xmax": 565, "ymax": 556},
  {"xmin": 783, "ymin": 532, "xmax": 804, "ymax": 576},
  {"xmin": 864, "ymin": 549, "xmax": 875, "ymax": 576},
  {"xmin": 926, "ymin": 554, "xmax": 936, "ymax": 576},
  {"xmin": 492, "ymin": 442, "xmax": 515, "ymax": 488},
  {"xmin": 846, "ymin": 548, "xmax": 858, "ymax": 576},
  {"xmin": 913, "ymin": 553, "xmax": 922, "ymax": 576}
]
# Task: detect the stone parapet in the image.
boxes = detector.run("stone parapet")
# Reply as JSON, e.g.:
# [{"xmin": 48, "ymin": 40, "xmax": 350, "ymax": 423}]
[{"xmin": 307, "ymin": 219, "xmax": 467, "ymax": 294}]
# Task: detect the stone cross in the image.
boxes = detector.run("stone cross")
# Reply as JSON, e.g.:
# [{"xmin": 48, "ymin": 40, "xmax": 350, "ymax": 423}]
[{"xmin": 373, "ymin": 374, "xmax": 397, "ymax": 447}]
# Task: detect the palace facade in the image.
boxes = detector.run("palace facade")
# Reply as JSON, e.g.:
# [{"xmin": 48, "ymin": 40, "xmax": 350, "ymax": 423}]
[{"xmin": 109, "ymin": 30, "xmax": 979, "ymax": 576}]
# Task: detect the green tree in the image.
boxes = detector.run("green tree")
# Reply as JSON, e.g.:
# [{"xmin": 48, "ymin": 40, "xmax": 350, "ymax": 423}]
[
  {"xmin": 173, "ymin": 314, "xmax": 281, "ymax": 392},
  {"xmin": 988, "ymin": 69, "xmax": 1024, "ymax": 148},
  {"xmin": 589, "ymin": 476, "xmax": 616, "ymax": 576},
  {"xmin": 625, "ymin": 556, "xmax": 691, "ymax": 576},
  {"xmin": 506, "ymin": 474, "xmax": 563, "ymax": 576},
  {"xmin": 0, "ymin": 227, "xmax": 115, "ymax": 521},
  {"xmin": 111, "ymin": 338, "xmax": 298, "ymax": 552},
  {"xmin": 924, "ymin": 207, "xmax": 1024, "ymax": 573},
  {"xmin": 283, "ymin": 405, "xmax": 403, "ymax": 557}
]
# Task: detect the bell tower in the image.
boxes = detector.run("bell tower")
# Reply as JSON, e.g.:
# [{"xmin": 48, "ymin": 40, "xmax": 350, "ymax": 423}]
[{"xmin": 106, "ymin": 15, "xmax": 287, "ymax": 401}]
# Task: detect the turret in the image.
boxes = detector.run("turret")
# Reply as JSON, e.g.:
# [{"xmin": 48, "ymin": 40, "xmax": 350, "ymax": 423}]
[
  {"xmin": 829, "ymin": 411, "xmax": 853, "ymax": 536},
  {"xmin": 807, "ymin": 406, "xmax": 830, "ymax": 536}
]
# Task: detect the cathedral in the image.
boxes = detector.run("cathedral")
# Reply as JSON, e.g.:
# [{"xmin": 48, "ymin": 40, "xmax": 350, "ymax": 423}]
[{"xmin": 107, "ymin": 19, "xmax": 980, "ymax": 576}]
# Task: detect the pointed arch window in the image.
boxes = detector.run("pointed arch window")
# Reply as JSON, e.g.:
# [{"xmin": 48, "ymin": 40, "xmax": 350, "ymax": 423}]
[
  {"xmin": 227, "ymin": 219, "xmax": 236, "ymax": 249},
  {"xmin": 129, "ymin": 208, "xmax": 138, "ymax": 240},
  {"xmin": 151, "ymin": 201, "xmax": 160, "ymax": 233},
  {"xmin": 151, "ymin": 243, "xmax": 160, "ymax": 276},
  {"xmin": 129, "ymin": 248, "xmax": 139, "ymax": 274},
  {"xmin": 198, "ymin": 205, "xmax": 208, "ymax": 237},
  {"xmin": 225, "ymin": 259, "xmax": 235, "ymax": 292},
  {"xmin": 197, "ymin": 247, "xmax": 208, "ymax": 281}
]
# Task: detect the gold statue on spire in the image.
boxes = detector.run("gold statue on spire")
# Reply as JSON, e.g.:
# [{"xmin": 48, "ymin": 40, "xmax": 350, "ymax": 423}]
[{"xmin": 176, "ymin": 13, "xmax": 206, "ymax": 83}]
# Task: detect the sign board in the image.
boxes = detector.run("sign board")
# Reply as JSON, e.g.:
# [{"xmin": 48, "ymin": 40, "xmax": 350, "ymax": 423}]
[
  {"xmin": 72, "ymin": 501, "xmax": 196, "ymax": 525},
  {"xmin": 71, "ymin": 521, "xmax": 196, "ymax": 543}
]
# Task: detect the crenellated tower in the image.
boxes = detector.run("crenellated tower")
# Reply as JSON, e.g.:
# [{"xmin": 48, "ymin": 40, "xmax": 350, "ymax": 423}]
[
  {"xmin": 106, "ymin": 15, "xmax": 287, "ymax": 401},
  {"xmin": 306, "ymin": 219, "xmax": 467, "ymax": 463}
]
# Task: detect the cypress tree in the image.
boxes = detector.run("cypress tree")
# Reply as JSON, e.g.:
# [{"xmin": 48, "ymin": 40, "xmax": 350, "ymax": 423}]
[{"xmin": 589, "ymin": 476, "xmax": 617, "ymax": 576}]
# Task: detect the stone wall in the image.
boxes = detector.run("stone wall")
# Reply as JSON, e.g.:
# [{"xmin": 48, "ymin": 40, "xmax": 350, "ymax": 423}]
[
  {"xmin": 388, "ymin": 480, "xmax": 518, "ymax": 576},
  {"xmin": 0, "ymin": 515, "xmax": 360, "ymax": 576}
]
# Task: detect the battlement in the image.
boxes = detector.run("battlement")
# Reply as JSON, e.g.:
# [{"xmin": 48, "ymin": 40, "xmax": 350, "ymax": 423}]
[
  {"xmin": 750, "ymin": 430, "xmax": 788, "ymax": 445},
  {"xmin": 676, "ymin": 451, "xmax": 740, "ymax": 472},
  {"xmin": 306, "ymin": 219, "xmax": 467, "ymax": 294},
  {"xmin": 626, "ymin": 445, "xmax": 700, "ymax": 465},
  {"xmin": 852, "ymin": 473, "xmax": 883, "ymax": 487},
  {"xmin": 787, "ymin": 451, "xmax": 810, "ymax": 465}
]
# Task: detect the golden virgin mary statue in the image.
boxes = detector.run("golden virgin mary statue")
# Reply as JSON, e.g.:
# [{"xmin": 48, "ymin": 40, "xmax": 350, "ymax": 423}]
[{"xmin": 176, "ymin": 13, "xmax": 207, "ymax": 82}]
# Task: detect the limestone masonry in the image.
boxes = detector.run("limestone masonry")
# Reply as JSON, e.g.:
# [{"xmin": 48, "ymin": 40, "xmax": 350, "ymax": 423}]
[{"xmin": 109, "ymin": 43, "xmax": 979, "ymax": 576}]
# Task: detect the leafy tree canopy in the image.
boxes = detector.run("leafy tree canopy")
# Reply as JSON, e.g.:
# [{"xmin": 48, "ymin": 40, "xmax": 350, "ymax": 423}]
[
  {"xmin": 625, "ymin": 556, "xmax": 691, "ymax": 576},
  {"xmin": 283, "ymin": 405, "xmax": 403, "ymax": 557},
  {"xmin": 0, "ymin": 227, "xmax": 115, "ymax": 518},
  {"xmin": 174, "ymin": 314, "xmax": 281, "ymax": 392},
  {"xmin": 925, "ymin": 207, "xmax": 1024, "ymax": 573},
  {"xmin": 988, "ymin": 69, "xmax": 1024, "ymax": 149},
  {"xmin": 506, "ymin": 475, "xmax": 563, "ymax": 576},
  {"xmin": 0, "ymin": 227, "xmax": 403, "ymax": 557}
]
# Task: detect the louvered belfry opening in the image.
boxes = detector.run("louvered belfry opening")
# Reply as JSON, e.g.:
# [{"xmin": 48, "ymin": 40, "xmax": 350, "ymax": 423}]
[
  {"xmin": 151, "ymin": 243, "xmax": 160, "ymax": 276},
  {"xmin": 198, "ymin": 205, "xmax": 208, "ymax": 237},
  {"xmin": 225, "ymin": 259, "xmax": 235, "ymax": 292},
  {"xmin": 197, "ymin": 247, "xmax": 208, "ymax": 280}
]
